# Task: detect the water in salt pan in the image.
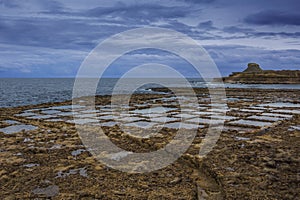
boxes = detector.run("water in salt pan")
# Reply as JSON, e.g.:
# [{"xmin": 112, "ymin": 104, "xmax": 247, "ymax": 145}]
[
  {"xmin": 180, "ymin": 108, "xmax": 198, "ymax": 113},
  {"xmin": 247, "ymin": 115, "xmax": 283, "ymax": 122},
  {"xmin": 162, "ymin": 122, "xmax": 204, "ymax": 129},
  {"xmin": 150, "ymin": 117, "xmax": 178, "ymax": 123},
  {"xmin": 209, "ymin": 108, "xmax": 229, "ymax": 113},
  {"xmin": 289, "ymin": 125, "xmax": 300, "ymax": 131},
  {"xmin": 57, "ymin": 112, "xmax": 78, "ymax": 117},
  {"xmin": 258, "ymin": 102, "xmax": 300, "ymax": 108},
  {"xmin": 173, "ymin": 113, "xmax": 197, "ymax": 119},
  {"xmin": 187, "ymin": 118, "xmax": 224, "ymax": 125},
  {"xmin": 3, "ymin": 120, "xmax": 20, "ymax": 125},
  {"xmin": 248, "ymin": 106, "xmax": 266, "ymax": 110},
  {"xmin": 15, "ymin": 112, "xmax": 36, "ymax": 117},
  {"xmin": 239, "ymin": 109, "xmax": 264, "ymax": 113},
  {"xmin": 229, "ymin": 119, "xmax": 272, "ymax": 127},
  {"xmin": 209, "ymin": 115, "xmax": 237, "ymax": 120},
  {"xmin": 67, "ymin": 118, "xmax": 99, "ymax": 125},
  {"xmin": 132, "ymin": 106, "xmax": 177, "ymax": 114},
  {"xmin": 41, "ymin": 110, "xmax": 61, "ymax": 115},
  {"xmin": 124, "ymin": 121, "xmax": 158, "ymax": 129},
  {"xmin": 142, "ymin": 113, "xmax": 164, "ymax": 118},
  {"xmin": 75, "ymin": 113, "xmax": 98, "ymax": 118},
  {"xmin": 28, "ymin": 115, "xmax": 54, "ymax": 119},
  {"xmin": 222, "ymin": 126, "xmax": 255, "ymax": 133},
  {"xmin": 80, "ymin": 109, "xmax": 99, "ymax": 113},
  {"xmin": 48, "ymin": 105, "xmax": 85, "ymax": 110},
  {"xmin": 99, "ymin": 115, "xmax": 118, "ymax": 120},
  {"xmin": 118, "ymin": 116, "xmax": 144, "ymax": 122},
  {"xmin": 226, "ymin": 97, "xmax": 240, "ymax": 102},
  {"xmin": 261, "ymin": 113, "xmax": 293, "ymax": 119},
  {"xmin": 46, "ymin": 118, "xmax": 65, "ymax": 122},
  {"xmin": 192, "ymin": 111, "xmax": 214, "ymax": 116},
  {"xmin": 0, "ymin": 124, "xmax": 38, "ymax": 134},
  {"xmin": 100, "ymin": 121, "xmax": 119, "ymax": 127},
  {"xmin": 271, "ymin": 109, "xmax": 300, "ymax": 114}
]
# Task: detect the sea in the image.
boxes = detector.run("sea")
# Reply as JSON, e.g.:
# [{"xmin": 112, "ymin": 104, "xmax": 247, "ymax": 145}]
[{"xmin": 0, "ymin": 78, "xmax": 299, "ymax": 108}]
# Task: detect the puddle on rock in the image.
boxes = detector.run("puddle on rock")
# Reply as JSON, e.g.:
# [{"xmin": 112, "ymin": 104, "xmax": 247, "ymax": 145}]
[
  {"xmin": 49, "ymin": 144, "xmax": 62, "ymax": 149},
  {"xmin": 32, "ymin": 185, "xmax": 59, "ymax": 197},
  {"xmin": 56, "ymin": 167, "xmax": 88, "ymax": 178},
  {"xmin": 23, "ymin": 163, "xmax": 40, "ymax": 168},
  {"xmin": 235, "ymin": 136, "xmax": 250, "ymax": 141},
  {"xmin": 71, "ymin": 149, "xmax": 86, "ymax": 156},
  {"xmin": 109, "ymin": 151, "xmax": 133, "ymax": 161}
]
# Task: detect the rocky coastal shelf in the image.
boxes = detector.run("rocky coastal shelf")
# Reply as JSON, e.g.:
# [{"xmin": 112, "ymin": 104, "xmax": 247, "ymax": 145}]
[{"xmin": 223, "ymin": 63, "xmax": 300, "ymax": 84}]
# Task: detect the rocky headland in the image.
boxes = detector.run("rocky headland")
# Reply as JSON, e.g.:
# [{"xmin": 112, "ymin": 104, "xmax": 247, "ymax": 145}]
[{"xmin": 223, "ymin": 63, "xmax": 300, "ymax": 84}]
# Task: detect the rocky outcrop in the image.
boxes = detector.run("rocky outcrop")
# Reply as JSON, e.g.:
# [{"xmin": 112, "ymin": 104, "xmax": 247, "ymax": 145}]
[
  {"xmin": 243, "ymin": 63, "xmax": 263, "ymax": 73},
  {"xmin": 223, "ymin": 63, "xmax": 300, "ymax": 84}
]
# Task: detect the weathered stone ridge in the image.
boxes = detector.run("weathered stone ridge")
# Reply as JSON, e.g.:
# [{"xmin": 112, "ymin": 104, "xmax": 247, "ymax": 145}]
[{"xmin": 223, "ymin": 63, "xmax": 300, "ymax": 84}]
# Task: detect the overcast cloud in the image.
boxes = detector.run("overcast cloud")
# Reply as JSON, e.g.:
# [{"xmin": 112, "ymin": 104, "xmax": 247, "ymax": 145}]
[{"xmin": 0, "ymin": 0, "xmax": 299, "ymax": 77}]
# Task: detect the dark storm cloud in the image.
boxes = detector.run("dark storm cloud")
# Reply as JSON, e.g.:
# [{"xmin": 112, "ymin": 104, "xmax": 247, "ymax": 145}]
[{"xmin": 245, "ymin": 10, "xmax": 300, "ymax": 26}]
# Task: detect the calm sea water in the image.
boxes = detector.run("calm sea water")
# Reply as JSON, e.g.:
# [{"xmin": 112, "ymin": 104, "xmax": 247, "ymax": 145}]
[{"xmin": 0, "ymin": 78, "xmax": 299, "ymax": 108}]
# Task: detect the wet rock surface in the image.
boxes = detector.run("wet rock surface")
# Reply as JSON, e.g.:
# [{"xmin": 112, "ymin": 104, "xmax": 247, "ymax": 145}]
[{"xmin": 0, "ymin": 88, "xmax": 299, "ymax": 199}]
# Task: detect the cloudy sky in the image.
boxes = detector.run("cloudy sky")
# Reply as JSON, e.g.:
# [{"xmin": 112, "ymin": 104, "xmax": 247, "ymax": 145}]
[{"xmin": 0, "ymin": 0, "xmax": 299, "ymax": 77}]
